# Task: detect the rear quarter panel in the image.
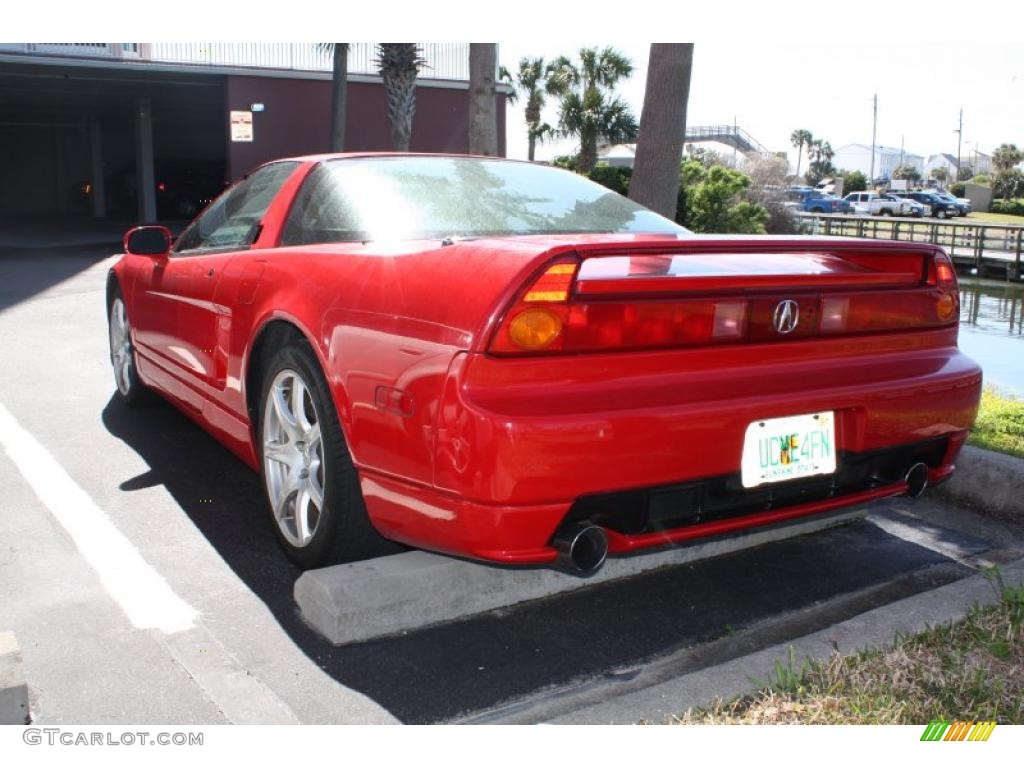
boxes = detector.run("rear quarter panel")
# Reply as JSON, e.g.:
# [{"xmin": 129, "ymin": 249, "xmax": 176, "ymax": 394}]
[{"xmin": 241, "ymin": 237, "xmax": 559, "ymax": 486}]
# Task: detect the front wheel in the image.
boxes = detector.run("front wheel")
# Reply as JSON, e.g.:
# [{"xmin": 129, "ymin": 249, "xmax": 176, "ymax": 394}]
[
  {"xmin": 258, "ymin": 343, "xmax": 388, "ymax": 568},
  {"xmin": 935, "ymin": 209, "xmax": 948, "ymax": 220},
  {"xmin": 108, "ymin": 291, "xmax": 150, "ymax": 406}
]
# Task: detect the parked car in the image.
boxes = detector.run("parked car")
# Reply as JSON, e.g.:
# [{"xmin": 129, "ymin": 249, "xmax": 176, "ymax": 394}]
[
  {"xmin": 108, "ymin": 154, "xmax": 982, "ymax": 574},
  {"xmin": 883, "ymin": 193, "xmax": 928, "ymax": 217},
  {"xmin": 843, "ymin": 191, "xmax": 914, "ymax": 217},
  {"xmin": 902, "ymin": 192, "xmax": 960, "ymax": 219},
  {"xmin": 786, "ymin": 188, "xmax": 853, "ymax": 214},
  {"xmin": 930, "ymin": 190, "xmax": 972, "ymax": 216}
]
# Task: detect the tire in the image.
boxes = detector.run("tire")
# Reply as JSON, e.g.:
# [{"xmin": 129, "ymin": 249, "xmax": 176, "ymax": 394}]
[
  {"xmin": 880, "ymin": 209, "xmax": 892, "ymax": 217},
  {"xmin": 809, "ymin": 207, "xmax": 823, "ymax": 213},
  {"xmin": 107, "ymin": 288, "xmax": 151, "ymax": 406},
  {"xmin": 257, "ymin": 342, "xmax": 388, "ymax": 568},
  {"xmin": 935, "ymin": 209, "xmax": 948, "ymax": 220}
]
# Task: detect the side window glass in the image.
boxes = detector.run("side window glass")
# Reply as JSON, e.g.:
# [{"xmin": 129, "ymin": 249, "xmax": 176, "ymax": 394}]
[
  {"xmin": 280, "ymin": 164, "xmax": 359, "ymax": 246},
  {"xmin": 173, "ymin": 161, "xmax": 299, "ymax": 255}
]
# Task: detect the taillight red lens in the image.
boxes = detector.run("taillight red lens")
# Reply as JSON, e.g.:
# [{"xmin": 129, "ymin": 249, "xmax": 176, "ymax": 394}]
[{"xmin": 489, "ymin": 251, "xmax": 960, "ymax": 356}]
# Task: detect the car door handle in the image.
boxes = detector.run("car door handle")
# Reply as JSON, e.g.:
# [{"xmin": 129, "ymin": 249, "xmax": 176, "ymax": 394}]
[{"xmin": 207, "ymin": 268, "xmax": 215, "ymax": 278}]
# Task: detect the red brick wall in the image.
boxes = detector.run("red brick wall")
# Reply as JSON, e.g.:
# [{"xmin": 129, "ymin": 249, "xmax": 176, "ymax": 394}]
[{"xmin": 225, "ymin": 75, "xmax": 507, "ymax": 179}]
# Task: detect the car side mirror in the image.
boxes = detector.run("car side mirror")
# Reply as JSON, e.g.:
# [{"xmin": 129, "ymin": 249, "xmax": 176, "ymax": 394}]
[{"xmin": 124, "ymin": 225, "xmax": 172, "ymax": 259}]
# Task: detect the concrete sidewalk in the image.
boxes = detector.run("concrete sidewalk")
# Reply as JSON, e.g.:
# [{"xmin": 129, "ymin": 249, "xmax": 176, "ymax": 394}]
[{"xmin": 496, "ymin": 557, "xmax": 1024, "ymax": 724}]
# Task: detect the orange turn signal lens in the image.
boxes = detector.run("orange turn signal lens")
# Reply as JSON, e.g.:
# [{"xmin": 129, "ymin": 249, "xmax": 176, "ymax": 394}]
[
  {"xmin": 508, "ymin": 308, "xmax": 563, "ymax": 349},
  {"xmin": 937, "ymin": 293, "xmax": 957, "ymax": 321}
]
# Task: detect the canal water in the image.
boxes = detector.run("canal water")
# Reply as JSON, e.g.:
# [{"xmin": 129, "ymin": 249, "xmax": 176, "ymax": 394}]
[{"xmin": 958, "ymin": 278, "xmax": 1023, "ymax": 398}]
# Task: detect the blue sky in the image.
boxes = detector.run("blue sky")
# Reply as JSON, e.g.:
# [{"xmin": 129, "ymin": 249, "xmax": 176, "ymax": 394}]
[{"xmin": 499, "ymin": 42, "xmax": 1024, "ymax": 167}]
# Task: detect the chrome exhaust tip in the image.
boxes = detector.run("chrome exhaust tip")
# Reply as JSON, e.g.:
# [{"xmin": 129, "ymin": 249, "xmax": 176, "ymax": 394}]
[
  {"xmin": 905, "ymin": 462, "xmax": 929, "ymax": 498},
  {"xmin": 552, "ymin": 523, "xmax": 608, "ymax": 575}
]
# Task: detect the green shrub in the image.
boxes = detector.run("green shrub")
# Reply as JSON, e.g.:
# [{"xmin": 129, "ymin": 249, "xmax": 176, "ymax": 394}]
[
  {"xmin": 841, "ymin": 170, "xmax": 867, "ymax": 193},
  {"xmin": 552, "ymin": 155, "xmax": 579, "ymax": 172},
  {"xmin": 949, "ymin": 182, "xmax": 966, "ymax": 197},
  {"xmin": 677, "ymin": 161, "xmax": 769, "ymax": 234},
  {"xmin": 587, "ymin": 165, "xmax": 632, "ymax": 196},
  {"xmin": 990, "ymin": 198, "xmax": 1024, "ymax": 216}
]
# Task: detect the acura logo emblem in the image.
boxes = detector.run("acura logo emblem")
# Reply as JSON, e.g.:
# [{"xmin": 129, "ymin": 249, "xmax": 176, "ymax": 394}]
[{"xmin": 773, "ymin": 299, "xmax": 800, "ymax": 334}]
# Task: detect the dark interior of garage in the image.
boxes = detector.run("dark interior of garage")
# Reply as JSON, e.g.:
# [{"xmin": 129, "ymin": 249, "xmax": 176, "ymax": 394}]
[{"xmin": 0, "ymin": 62, "xmax": 227, "ymax": 224}]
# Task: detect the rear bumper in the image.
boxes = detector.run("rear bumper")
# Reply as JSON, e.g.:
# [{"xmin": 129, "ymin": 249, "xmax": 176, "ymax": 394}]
[{"xmin": 361, "ymin": 331, "xmax": 982, "ymax": 564}]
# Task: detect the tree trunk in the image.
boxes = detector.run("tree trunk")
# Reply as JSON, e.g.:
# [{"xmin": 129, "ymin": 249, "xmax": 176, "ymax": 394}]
[
  {"xmin": 628, "ymin": 44, "xmax": 693, "ymax": 218},
  {"xmin": 468, "ymin": 43, "xmax": 498, "ymax": 156},
  {"xmin": 578, "ymin": 129, "xmax": 598, "ymax": 174},
  {"xmin": 329, "ymin": 44, "xmax": 348, "ymax": 152},
  {"xmin": 794, "ymin": 143, "xmax": 803, "ymax": 179},
  {"xmin": 525, "ymin": 97, "xmax": 541, "ymax": 162},
  {"xmin": 383, "ymin": 73, "xmax": 416, "ymax": 151}
]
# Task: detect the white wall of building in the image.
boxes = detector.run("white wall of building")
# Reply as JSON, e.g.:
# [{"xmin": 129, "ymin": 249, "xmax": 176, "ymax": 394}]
[{"xmin": 833, "ymin": 143, "xmax": 925, "ymax": 180}]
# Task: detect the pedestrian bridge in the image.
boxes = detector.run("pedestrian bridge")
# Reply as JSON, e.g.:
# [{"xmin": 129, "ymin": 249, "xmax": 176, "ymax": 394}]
[{"xmin": 685, "ymin": 125, "xmax": 771, "ymax": 157}]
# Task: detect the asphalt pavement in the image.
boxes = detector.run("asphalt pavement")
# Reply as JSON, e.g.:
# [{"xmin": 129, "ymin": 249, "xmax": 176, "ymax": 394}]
[{"xmin": 1, "ymin": 242, "xmax": 1021, "ymax": 724}]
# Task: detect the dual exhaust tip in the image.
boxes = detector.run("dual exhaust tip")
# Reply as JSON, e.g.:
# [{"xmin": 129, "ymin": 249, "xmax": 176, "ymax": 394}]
[
  {"xmin": 905, "ymin": 462, "xmax": 930, "ymax": 498},
  {"xmin": 554, "ymin": 462, "xmax": 931, "ymax": 576},
  {"xmin": 552, "ymin": 523, "xmax": 608, "ymax": 575}
]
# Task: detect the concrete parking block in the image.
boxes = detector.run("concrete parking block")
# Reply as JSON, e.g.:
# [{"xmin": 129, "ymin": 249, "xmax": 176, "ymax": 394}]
[
  {"xmin": 296, "ymin": 509, "xmax": 865, "ymax": 645},
  {"xmin": 937, "ymin": 445, "xmax": 1024, "ymax": 522},
  {"xmin": 0, "ymin": 631, "xmax": 29, "ymax": 724}
]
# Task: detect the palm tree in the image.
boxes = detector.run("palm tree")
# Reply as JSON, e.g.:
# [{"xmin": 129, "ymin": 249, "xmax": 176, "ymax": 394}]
[
  {"xmin": 790, "ymin": 129, "xmax": 813, "ymax": 179},
  {"xmin": 318, "ymin": 44, "xmax": 349, "ymax": 152},
  {"xmin": 376, "ymin": 44, "xmax": 426, "ymax": 151},
  {"xmin": 468, "ymin": 43, "xmax": 498, "ymax": 156},
  {"xmin": 628, "ymin": 44, "xmax": 694, "ymax": 218},
  {"xmin": 993, "ymin": 143, "xmax": 1023, "ymax": 173},
  {"xmin": 499, "ymin": 57, "xmax": 554, "ymax": 162},
  {"xmin": 547, "ymin": 47, "xmax": 637, "ymax": 174},
  {"xmin": 805, "ymin": 139, "xmax": 835, "ymax": 184}
]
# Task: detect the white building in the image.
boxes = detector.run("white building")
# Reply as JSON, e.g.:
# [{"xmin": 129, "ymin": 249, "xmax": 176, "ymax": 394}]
[
  {"xmin": 832, "ymin": 144, "xmax": 925, "ymax": 181},
  {"xmin": 924, "ymin": 153, "xmax": 960, "ymax": 181},
  {"xmin": 969, "ymin": 151, "xmax": 992, "ymax": 176}
]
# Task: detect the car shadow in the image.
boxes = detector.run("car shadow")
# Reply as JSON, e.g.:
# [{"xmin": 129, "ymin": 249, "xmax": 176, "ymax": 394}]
[{"xmin": 101, "ymin": 393, "xmax": 977, "ymax": 723}]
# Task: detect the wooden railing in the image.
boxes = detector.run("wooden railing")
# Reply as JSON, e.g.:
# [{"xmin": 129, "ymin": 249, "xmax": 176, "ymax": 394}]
[
  {"xmin": 796, "ymin": 213, "xmax": 1023, "ymax": 280},
  {"xmin": 0, "ymin": 43, "xmax": 472, "ymax": 80}
]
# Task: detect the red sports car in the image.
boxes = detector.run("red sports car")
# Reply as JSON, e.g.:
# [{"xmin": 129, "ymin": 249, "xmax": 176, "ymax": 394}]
[{"xmin": 107, "ymin": 154, "xmax": 982, "ymax": 573}]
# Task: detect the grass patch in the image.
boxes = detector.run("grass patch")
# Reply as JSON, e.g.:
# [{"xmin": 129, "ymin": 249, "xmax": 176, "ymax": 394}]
[
  {"xmin": 964, "ymin": 211, "xmax": 1024, "ymax": 225},
  {"xmin": 968, "ymin": 388, "xmax": 1024, "ymax": 460},
  {"xmin": 673, "ymin": 570, "xmax": 1024, "ymax": 724}
]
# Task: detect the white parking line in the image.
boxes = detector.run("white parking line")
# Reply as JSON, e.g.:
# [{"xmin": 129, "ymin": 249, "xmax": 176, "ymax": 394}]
[{"xmin": 0, "ymin": 401, "xmax": 197, "ymax": 634}]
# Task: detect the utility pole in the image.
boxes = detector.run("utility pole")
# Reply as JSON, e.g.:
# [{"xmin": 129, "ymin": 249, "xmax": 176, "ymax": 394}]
[
  {"xmin": 869, "ymin": 93, "xmax": 877, "ymax": 184},
  {"xmin": 955, "ymin": 107, "xmax": 963, "ymax": 181},
  {"xmin": 899, "ymin": 135, "xmax": 904, "ymax": 167},
  {"xmin": 732, "ymin": 115, "xmax": 738, "ymax": 167}
]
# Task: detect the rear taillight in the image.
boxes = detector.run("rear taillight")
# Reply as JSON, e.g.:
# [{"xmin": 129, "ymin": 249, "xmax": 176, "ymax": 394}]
[
  {"xmin": 926, "ymin": 252, "xmax": 960, "ymax": 323},
  {"xmin": 488, "ymin": 251, "xmax": 960, "ymax": 356}
]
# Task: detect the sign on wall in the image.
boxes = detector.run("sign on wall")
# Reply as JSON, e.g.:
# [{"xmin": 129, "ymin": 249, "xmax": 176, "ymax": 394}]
[{"xmin": 230, "ymin": 110, "xmax": 253, "ymax": 143}]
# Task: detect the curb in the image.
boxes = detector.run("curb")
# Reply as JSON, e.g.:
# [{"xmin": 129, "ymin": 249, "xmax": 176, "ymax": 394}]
[
  {"xmin": 295, "ymin": 509, "xmax": 864, "ymax": 646},
  {"xmin": 936, "ymin": 445, "xmax": 1024, "ymax": 521},
  {"xmin": 546, "ymin": 557, "xmax": 1024, "ymax": 724},
  {"xmin": 0, "ymin": 631, "xmax": 29, "ymax": 725}
]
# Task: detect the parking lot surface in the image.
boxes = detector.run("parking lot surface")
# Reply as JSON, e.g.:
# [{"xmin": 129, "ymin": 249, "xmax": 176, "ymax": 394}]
[{"xmin": 1, "ymin": 242, "xmax": 1020, "ymax": 723}]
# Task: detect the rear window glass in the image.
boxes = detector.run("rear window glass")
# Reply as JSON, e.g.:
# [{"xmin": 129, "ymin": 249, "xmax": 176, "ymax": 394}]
[{"xmin": 280, "ymin": 156, "xmax": 689, "ymax": 245}]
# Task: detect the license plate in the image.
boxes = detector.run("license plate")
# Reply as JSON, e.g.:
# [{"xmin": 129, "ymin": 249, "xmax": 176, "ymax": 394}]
[{"xmin": 741, "ymin": 412, "xmax": 836, "ymax": 488}]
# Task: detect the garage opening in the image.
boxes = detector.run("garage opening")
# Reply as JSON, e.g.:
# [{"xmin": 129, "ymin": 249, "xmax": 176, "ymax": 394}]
[{"xmin": 0, "ymin": 62, "xmax": 227, "ymax": 227}]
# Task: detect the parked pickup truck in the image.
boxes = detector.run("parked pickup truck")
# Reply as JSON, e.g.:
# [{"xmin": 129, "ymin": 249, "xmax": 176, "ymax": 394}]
[
  {"xmin": 843, "ymin": 191, "xmax": 915, "ymax": 217},
  {"xmin": 785, "ymin": 188, "xmax": 853, "ymax": 214}
]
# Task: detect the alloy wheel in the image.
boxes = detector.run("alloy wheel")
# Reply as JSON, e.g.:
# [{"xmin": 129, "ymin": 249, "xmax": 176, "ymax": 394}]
[
  {"xmin": 262, "ymin": 369, "xmax": 325, "ymax": 548},
  {"xmin": 109, "ymin": 298, "xmax": 134, "ymax": 396}
]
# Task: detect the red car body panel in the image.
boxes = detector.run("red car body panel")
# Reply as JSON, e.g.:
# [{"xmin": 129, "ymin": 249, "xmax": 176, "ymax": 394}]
[{"xmin": 111, "ymin": 154, "xmax": 983, "ymax": 566}]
